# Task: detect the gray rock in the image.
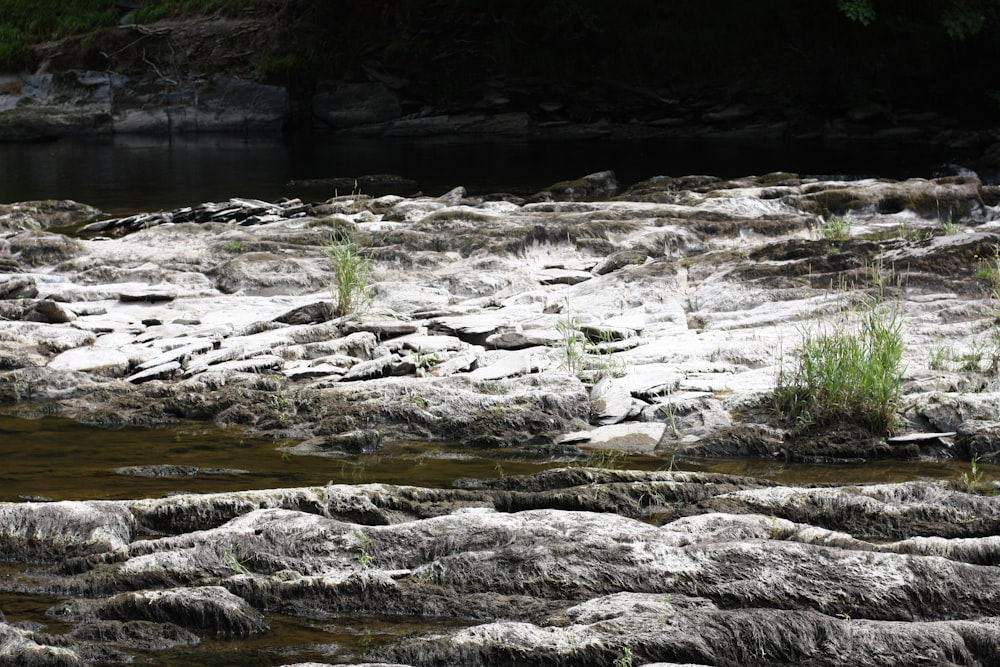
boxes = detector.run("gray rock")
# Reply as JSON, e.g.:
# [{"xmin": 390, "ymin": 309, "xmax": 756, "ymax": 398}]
[
  {"xmin": 533, "ymin": 268, "xmax": 592, "ymax": 285},
  {"xmin": 574, "ymin": 422, "xmax": 667, "ymax": 454},
  {"xmin": 134, "ymin": 340, "xmax": 216, "ymax": 373},
  {"xmin": 342, "ymin": 317, "xmax": 419, "ymax": 341},
  {"xmin": 49, "ymin": 346, "xmax": 133, "ymax": 377},
  {"xmin": 273, "ymin": 301, "xmax": 334, "ymax": 325},
  {"xmin": 593, "ymin": 249, "xmax": 649, "ymax": 275},
  {"xmin": 0, "ymin": 275, "xmax": 37, "ymax": 299},
  {"xmin": 464, "ymin": 349, "xmax": 547, "ymax": 380},
  {"xmin": 485, "ymin": 329, "xmax": 561, "ymax": 350},
  {"xmin": 430, "ymin": 312, "xmax": 517, "ymax": 345},
  {"xmin": 340, "ymin": 355, "xmax": 394, "ymax": 382},
  {"xmin": 126, "ymin": 361, "xmax": 181, "ymax": 384},
  {"xmin": 0, "ymin": 500, "xmax": 134, "ymax": 561},
  {"xmin": 590, "ymin": 376, "xmax": 641, "ymax": 425},
  {"xmin": 58, "ymin": 586, "xmax": 267, "ymax": 638},
  {"xmin": 25, "ymin": 299, "xmax": 76, "ymax": 323},
  {"xmin": 313, "ymin": 82, "xmax": 402, "ymax": 129},
  {"xmin": 207, "ymin": 354, "xmax": 284, "ymax": 374}
]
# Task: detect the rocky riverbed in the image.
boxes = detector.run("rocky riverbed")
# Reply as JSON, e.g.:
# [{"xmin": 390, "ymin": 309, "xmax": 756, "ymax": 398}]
[{"xmin": 2, "ymin": 171, "xmax": 1000, "ymax": 664}]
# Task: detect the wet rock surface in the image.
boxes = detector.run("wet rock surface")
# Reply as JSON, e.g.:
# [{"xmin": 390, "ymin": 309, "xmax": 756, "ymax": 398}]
[
  {"xmin": 0, "ymin": 471, "xmax": 999, "ymax": 665},
  {"xmin": 3, "ymin": 172, "xmax": 1000, "ymax": 664}
]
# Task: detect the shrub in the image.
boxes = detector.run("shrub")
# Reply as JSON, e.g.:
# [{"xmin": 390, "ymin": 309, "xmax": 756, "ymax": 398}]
[
  {"xmin": 326, "ymin": 238, "xmax": 372, "ymax": 318},
  {"xmin": 815, "ymin": 215, "xmax": 852, "ymax": 241},
  {"xmin": 0, "ymin": 25, "xmax": 29, "ymax": 72},
  {"xmin": 774, "ymin": 302, "xmax": 904, "ymax": 435}
]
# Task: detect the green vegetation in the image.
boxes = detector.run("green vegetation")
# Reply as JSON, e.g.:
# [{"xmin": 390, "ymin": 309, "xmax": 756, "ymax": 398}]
[
  {"xmin": 774, "ymin": 302, "xmax": 904, "ymax": 435},
  {"xmin": 613, "ymin": 646, "xmax": 635, "ymax": 667},
  {"xmin": 0, "ymin": 25, "xmax": 29, "ymax": 71},
  {"xmin": 222, "ymin": 543, "xmax": 250, "ymax": 574},
  {"xmin": 130, "ymin": 0, "xmax": 270, "ymax": 23},
  {"xmin": 0, "ymin": 0, "xmax": 114, "ymax": 69},
  {"xmin": 555, "ymin": 310, "xmax": 630, "ymax": 382},
  {"xmin": 579, "ymin": 449, "xmax": 629, "ymax": 470},
  {"xmin": 975, "ymin": 244, "xmax": 1000, "ymax": 306},
  {"xmin": 326, "ymin": 237, "xmax": 373, "ymax": 318},
  {"xmin": 354, "ymin": 531, "xmax": 374, "ymax": 569},
  {"xmin": 0, "ymin": 0, "xmax": 275, "ymax": 70},
  {"xmin": 961, "ymin": 456, "xmax": 985, "ymax": 494},
  {"xmin": 814, "ymin": 216, "xmax": 853, "ymax": 241},
  {"xmin": 3, "ymin": 0, "xmax": 999, "ymax": 116},
  {"xmin": 556, "ymin": 313, "xmax": 586, "ymax": 376},
  {"xmin": 940, "ymin": 215, "xmax": 958, "ymax": 235},
  {"xmin": 837, "ymin": 0, "xmax": 994, "ymax": 39}
]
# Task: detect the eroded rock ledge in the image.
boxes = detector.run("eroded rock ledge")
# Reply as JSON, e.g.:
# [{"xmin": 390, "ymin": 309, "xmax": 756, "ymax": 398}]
[
  {"xmin": 0, "ymin": 470, "xmax": 999, "ymax": 665},
  {"xmin": 3, "ymin": 171, "xmax": 1000, "ymax": 462}
]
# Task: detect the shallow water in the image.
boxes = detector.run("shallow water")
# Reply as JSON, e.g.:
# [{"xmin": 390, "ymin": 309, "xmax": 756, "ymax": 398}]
[
  {"xmin": 1, "ymin": 414, "xmax": 997, "ymax": 664},
  {"xmin": 1, "ymin": 414, "xmax": 990, "ymax": 503}
]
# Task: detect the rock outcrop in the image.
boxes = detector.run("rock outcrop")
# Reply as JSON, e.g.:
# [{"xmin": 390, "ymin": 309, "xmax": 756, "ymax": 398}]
[
  {"xmin": 3, "ymin": 170, "xmax": 1000, "ymax": 663},
  {"xmin": 0, "ymin": 470, "xmax": 999, "ymax": 665},
  {"xmin": 3, "ymin": 171, "xmax": 1000, "ymax": 462}
]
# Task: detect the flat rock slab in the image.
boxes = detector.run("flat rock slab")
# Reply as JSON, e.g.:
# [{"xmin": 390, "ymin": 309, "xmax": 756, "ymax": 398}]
[
  {"xmin": 393, "ymin": 334, "xmax": 467, "ymax": 354},
  {"xmin": 572, "ymin": 422, "xmax": 668, "ymax": 454},
  {"xmin": 464, "ymin": 349, "xmax": 547, "ymax": 380},
  {"xmin": 118, "ymin": 289, "xmax": 176, "ymax": 303},
  {"xmin": 485, "ymin": 329, "xmax": 561, "ymax": 350},
  {"xmin": 533, "ymin": 268, "xmax": 592, "ymax": 285},
  {"xmin": 48, "ymin": 346, "xmax": 134, "ymax": 376},
  {"xmin": 342, "ymin": 318, "xmax": 419, "ymax": 340},
  {"xmin": 430, "ymin": 313, "xmax": 517, "ymax": 345},
  {"xmin": 127, "ymin": 361, "xmax": 181, "ymax": 384}
]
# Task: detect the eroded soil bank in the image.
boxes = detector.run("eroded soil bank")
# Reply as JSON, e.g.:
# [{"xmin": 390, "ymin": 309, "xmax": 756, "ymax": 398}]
[{"xmin": 2, "ymin": 171, "xmax": 1000, "ymax": 664}]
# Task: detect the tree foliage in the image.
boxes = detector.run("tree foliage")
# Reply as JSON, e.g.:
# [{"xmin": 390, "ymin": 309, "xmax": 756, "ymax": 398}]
[{"xmin": 836, "ymin": 0, "xmax": 997, "ymax": 39}]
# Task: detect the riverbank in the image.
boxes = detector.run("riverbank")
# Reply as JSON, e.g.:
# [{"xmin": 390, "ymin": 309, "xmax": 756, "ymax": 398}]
[{"xmin": 2, "ymin": 171, "xmax": 1000, "ymax": 664}]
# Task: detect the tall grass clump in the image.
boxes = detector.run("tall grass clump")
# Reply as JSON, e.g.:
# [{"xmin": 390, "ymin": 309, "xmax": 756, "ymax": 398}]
[
  {"xmin": 326, "ymin": 237, "xmax": 372, "ymax": 318},
  {"xmin": 774, "ymin": 302, "xmax": 904, "ymax": 435}
]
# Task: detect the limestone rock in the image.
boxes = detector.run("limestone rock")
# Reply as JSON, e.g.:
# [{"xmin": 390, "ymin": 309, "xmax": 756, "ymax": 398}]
[{"xmin": 573, "ymin": 422, "xmax": 667, "ymax": 454}]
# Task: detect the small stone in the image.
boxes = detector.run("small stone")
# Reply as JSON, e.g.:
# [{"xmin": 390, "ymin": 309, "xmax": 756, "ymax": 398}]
[
  {"xmin": 119, "ymin": 289, "xmax": 176, "ymax": 303},
  {"xmin": 533, "ymin": 268, "xmax": 592, "ymax": 285},
  {"xmin": 340, "ymin": 355, "xmax": 393, "ymax": 381},
  {"xmin": 26, "ymin": 299, "xmax": 76, "ymax": 324}
]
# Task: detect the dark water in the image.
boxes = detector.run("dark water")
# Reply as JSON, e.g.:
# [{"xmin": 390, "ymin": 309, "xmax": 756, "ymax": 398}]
[{"xmin": 0, "ymin": 134, "xmax": 975, "ymax": 216}]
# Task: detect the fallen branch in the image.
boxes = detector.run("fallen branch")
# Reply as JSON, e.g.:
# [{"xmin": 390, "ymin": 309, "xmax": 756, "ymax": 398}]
[{"xmin": 142, "ymin": 49, "xmax": 178, "ymax": 85}]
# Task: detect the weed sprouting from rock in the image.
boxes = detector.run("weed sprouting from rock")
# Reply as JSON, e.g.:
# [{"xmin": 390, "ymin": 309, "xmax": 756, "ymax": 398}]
[
  {"xmin": 556, "ymin": 312, "xmax": 586, "ymax": 375},
  {"xmin": 613, "ymin": 646, "xmax": 634, "ymax": 667},
  {"xmin": 814, "ymin": 216, "xmax": 852, "ymax": 241},
  {"xmin": 961, "ymin": 457, "xmax": 986, "ymax": 494},
  {"xmin": 326, "ymin": 236, "xmax": 373, "ymax": 318},
  {"xmin": 774, "ymin": 301, "xmax": 904, "ymax": 435}
]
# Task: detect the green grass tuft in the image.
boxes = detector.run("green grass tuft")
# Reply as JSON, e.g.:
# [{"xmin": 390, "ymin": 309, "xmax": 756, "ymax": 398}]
[
  {"xmin": 774, "ymin": 302, "xmax": 904, "ymax": 435},
  {"xmin": 326, "ymin": 237, "xmax": 373, "ymax": 318}
]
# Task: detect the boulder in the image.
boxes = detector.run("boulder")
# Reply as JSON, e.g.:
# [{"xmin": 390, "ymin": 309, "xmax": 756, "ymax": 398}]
[{"xmin": 58, "ymin": 587, "xmax": 267, "ymax": 638}]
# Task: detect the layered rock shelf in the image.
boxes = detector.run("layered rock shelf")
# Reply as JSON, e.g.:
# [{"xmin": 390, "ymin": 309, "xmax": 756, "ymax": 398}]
[{"xmin": 2, "ymin": 171, "xmax": 1000, "ymax": 664}]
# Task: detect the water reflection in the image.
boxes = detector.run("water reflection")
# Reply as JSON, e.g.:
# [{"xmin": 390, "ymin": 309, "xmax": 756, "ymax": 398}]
[
  {"xmin": 1, "ymin": 415, "xmax": 993, "ymax": 503},
  {"xmin": 0, "ymin": 134, "xmax": 973, "ymax": 215}
]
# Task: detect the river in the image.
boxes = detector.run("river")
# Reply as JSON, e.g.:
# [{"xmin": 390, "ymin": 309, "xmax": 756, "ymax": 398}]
[{"xmin": 0, "ymin": 134, "xmax": 975, "ymax": 215}]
